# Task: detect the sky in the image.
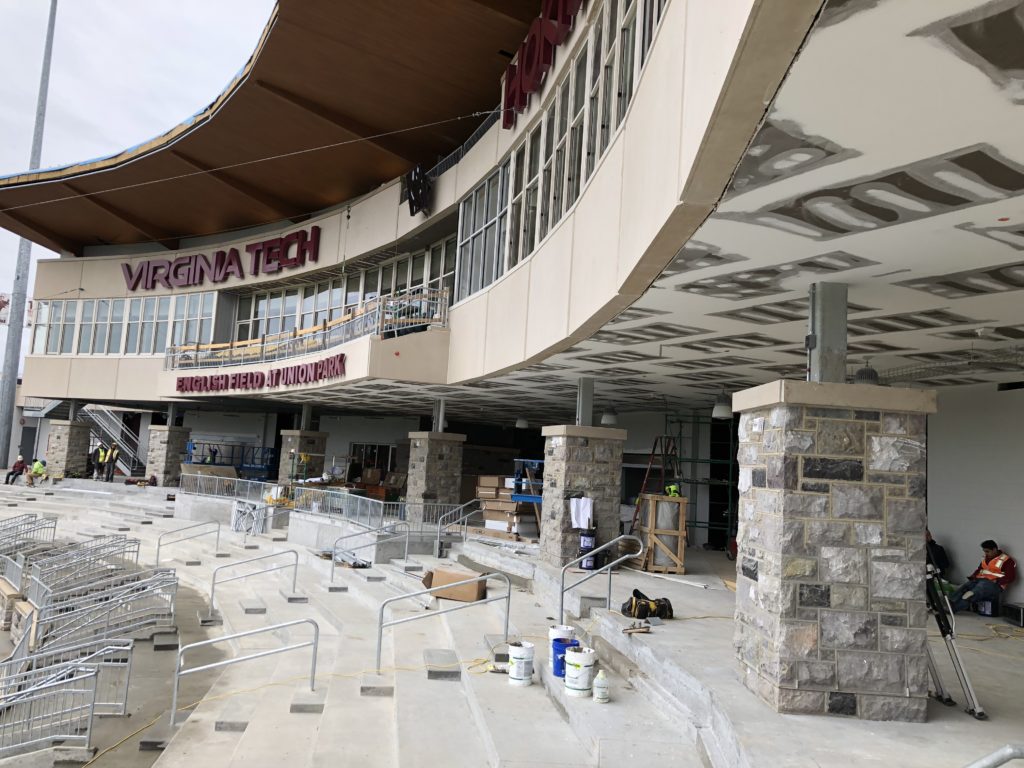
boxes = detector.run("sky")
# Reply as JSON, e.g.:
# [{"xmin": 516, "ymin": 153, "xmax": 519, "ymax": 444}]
[{"xmin": 0, "ymin": 0, "xmax": 276, "ymax": 366}]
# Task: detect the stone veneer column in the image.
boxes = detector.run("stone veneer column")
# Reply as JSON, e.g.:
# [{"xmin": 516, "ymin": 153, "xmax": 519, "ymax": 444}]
[
  {"xmin": 146, "ymin": 425, "xmax": 192, "ymax": 486},
  {"xmin": 732, "ymin": 380, "xmax": 935, "ymax": 722},
  {"xmin": 278, "ymin": 430, "xmax": 329, "ymax": 485},
  {"xmin": 405, "ymin": 432, "xmax": 465, "ymax": 523},
  {"xmin": 45, "ymin": 420, "xmax": 91, "ymax": 478},
  {"xmin": 540, "ymin": 425, "xmax": 626, "ymax": 568}
]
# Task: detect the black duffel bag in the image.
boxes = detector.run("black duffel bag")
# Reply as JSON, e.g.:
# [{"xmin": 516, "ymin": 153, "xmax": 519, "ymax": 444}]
[{"xmin": 621, "ymin": 588, "xmax": 673, "ymax": 620}]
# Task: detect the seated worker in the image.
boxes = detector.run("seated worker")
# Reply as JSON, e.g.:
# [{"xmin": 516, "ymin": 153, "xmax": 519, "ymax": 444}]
[
  {"xmin": 950, "ymin": 540, "xmax": 1017, "ymax": 613},
  {"xmin": 4, "ymin": 455, "xmax": 26, "ymax": 485},
  {"xmin": 25, "ymin": 458, "xmax": 47, "ymax": 487},
  {"xmin": 926, "ymin": 529, "xmax": 950, "ymax": 579}
]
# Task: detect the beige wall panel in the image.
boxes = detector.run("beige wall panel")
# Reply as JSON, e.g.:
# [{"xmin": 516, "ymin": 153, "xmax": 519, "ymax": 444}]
[
  {"xmin": 482, "ymin": 266, "xmax": 529, "ymax": 373},
  {"xmin": 66, "ymin": 358, "xmax": 125, "ymax": 400},
  {"xmin": 344, "ymin": 183, "xmax": 400, "ymax": 259},
  {"xmin": 568, "ymin": 143, "xmax": 625, "ymax": 333},
  {"xmin": 113, "ymin": 358, "xmax": 165, "ymax": 401},
  {"xmin": 21, "ymin": 356, "xmax": 72, "ymax": 399},
  {"xmin": 370, "ymin": 329, "xmax": 449, "ymax": 383},
  {"xmin": 446, "ymin": 292, "xmax": 489, "ymax": 382},
  {"xmin": 677, "ymin": 0, "xmax": 756, "ymax": 199},
  {"xmin": 34, "ymin": 260, "xmax": 83, "ymax": 300},
  {"xmin": 524, "ymin": 223, "xmax": 572, "ymax": 360},
  {"xmin": 79, "ymin": 258, "xmax": 135, "ymax": 298},
  {"xmin": 454, "ymin": 128, "xmax": 500, "ymax": 200}
]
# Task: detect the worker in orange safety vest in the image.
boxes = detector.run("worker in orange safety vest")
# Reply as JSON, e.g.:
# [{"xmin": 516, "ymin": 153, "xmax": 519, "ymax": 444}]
[{"xmin": 950, "ymin": 539, "xmax": 1017, "ymax": 614}]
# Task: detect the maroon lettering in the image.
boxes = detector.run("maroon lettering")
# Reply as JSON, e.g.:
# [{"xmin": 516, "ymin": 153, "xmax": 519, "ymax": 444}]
[
  {"xmin": 246, "ymin": 242, "xmax": 264, "ymax": 276},
  {"xmin": 122, "ymin": 262, "xmax": 146, "ymax": 291},
  {"xmin": 222, "ymin": 248, "xmax": 244, "ymax": 281},
  {"xmin": 174, "ymin": 352, "xmax": 345, "ymax": 395}
]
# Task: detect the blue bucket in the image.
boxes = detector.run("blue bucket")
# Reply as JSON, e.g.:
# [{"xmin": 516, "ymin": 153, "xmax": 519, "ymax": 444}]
[{"xmin": 552, "ymin": 637, "xmax": 579, "ymax": 678}]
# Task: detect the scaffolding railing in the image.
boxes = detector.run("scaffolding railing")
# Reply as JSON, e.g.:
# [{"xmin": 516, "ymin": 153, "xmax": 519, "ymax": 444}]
[
  {"xmin": 375, "ymin": 573, "xmax": 511, "ymax": 674},
  {"xmin": 0, "ymin": 638, "xmax": 133, "ymax": 716},
  {"xmin": 207, "ymin": 551, "xmax": 299, "ymax": 621},
  {"xmin": 558, "ymin": 535, "xmax": 645, "ymax": 624},
  {"xmin": 169, "ymin": 619, "xmax": 318, "ymax": 728},
  {"xmin": 0, "ymin": 666, "xmax": 97, "ymax": 758},
  {"xmin": 155, "ymin": 521, "xmax": 221, "ymax": 565}
]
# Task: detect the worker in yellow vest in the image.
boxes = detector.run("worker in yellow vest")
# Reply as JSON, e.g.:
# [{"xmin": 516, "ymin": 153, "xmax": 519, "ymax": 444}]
[
  {"xmin": 104, "ymin": 443, "xmax": 120, "ymax": 483},
  {"xmin": 92, "ymin": 444, "xmax": 106, "ymax": 480}
]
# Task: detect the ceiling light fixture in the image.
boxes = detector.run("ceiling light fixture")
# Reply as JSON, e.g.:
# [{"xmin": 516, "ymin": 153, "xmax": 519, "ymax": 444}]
[
  {"xmin": 711, "ymin": 392, "xmax": 732, "ymax": 420},
  {"xmin": 600, "ymin": 408, "xmax": 618, "ymax": 426},
  {"xmin": 515, "ymin": 417, "xmax": 529, "ymax": 429}
]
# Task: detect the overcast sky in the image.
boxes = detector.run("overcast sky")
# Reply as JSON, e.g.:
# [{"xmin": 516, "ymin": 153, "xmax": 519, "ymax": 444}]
[{"xmin": 0, "ymin": 0, "xmax": 275, "ymax": 364}]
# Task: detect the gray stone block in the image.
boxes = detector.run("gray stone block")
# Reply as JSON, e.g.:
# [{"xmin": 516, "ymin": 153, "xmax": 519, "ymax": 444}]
[
  {"xmin": 782, "ymin": 492, "xmax": 829, "ymax": 518},
  {"xmin": 769, "ymin": 406, "xmax": 803, "ymax": 429},
  {"xmin": 830, "ymin": 584, "xmax": 869, "ymax": 610},
  {"xmin": 905, "ymin": 654, "xmax": 930, "ymax": 695},
  {"xmin": 879, "ymin": 627, "xmax": 927, "ymax": 654},
  {"xmin": 803, "ymin": 458, "xmax": 863, "ymax": 482},
  {"xmin": 820, "ymin": 546, "xmax": 867, "ymax": 584},
  {"xmin": 852, "ymin": 523, "xmax": 884, "ymax": 545},
  {"xmin": 836, "ymin": 651, "xmax": 905, "ymax": 694},
  {"xmin": 777, "ymin": 620, "xmax": 818, "ymax": 660},
  {"xmin": 807, "ymin": 521, "xmax": 850, "ymax": 546},
  {"xmin": 816, "ymin": 420, "xmax": 865, "ymax": 456},
  {"xmin": 782, "ymin": 556, "xmax": 818, "ymax": 579},
  {"xmin": 880, "ymin": 614, "xmax": 907, "ymax": 627},
  {"xmin": 886, "ymin": 498, "xmax": 926, "ymax": 534},
  {"xmin": 907, "ymin": 600, "xmax": 929, "ymax": 628},
  {"xmin": 777, "ymin": 688, "xmax": 826, "ymax": 714},
  {"xmin": 820, "ymin": 610, "xmax": 878, "ymax": 650},
  {"xmin": 831, "ymin": 485, "xmax": 884, "ymax": 520},
  {"xmin": 868, "ymin": 436, "xmax": 925, "ymax": 473},
  {"xmin": 424, "ymin": 648, "xmax": 461, "ymax": 680},
  {"xmin": 780, "ymin": 660, "xmax": 836, "ymax": 689},
  {"xmin": 871, "ymin": 560, "xmax": 925, "ymax": 600},
  {"xmin": 798, "ymin": 584, "xmax": 830, "ymax": 607},
  {"xmin": 880, "ymin": 413, "xmax": 926, "ymax": 436},
  {"xmin": 857, "ymin": 693, "xmax": 926, "ymax": 722},
  {"xmin": 827, "ymin": 691, "xmax": 857, "ymax": 716}
]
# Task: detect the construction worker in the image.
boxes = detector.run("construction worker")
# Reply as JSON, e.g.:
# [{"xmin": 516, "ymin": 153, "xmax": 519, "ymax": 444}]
[
  {"xmin": 25, "ymin": 458, "xmax": 47, "ymax": 487},
  {"xmin": 104, "ymin": 442, "xmax": 120, "ymax": 483},
  {"xmin": 5, "ymin": 455, "xmax": 26, "ymax": 485},
  {"xmin": 665, "ymin": 482, "xmax": 680, "ymax": 497},
  {"xmin": 91, "ymin": 444, "xmax": 106, "ymax": 480},
  {"xmin": 950, "ymin": 540, "xmax": 1017, "ymax": 613}
]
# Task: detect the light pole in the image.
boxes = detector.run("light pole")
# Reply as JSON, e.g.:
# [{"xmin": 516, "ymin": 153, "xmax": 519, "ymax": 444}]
[{"xmin": 0, "ymin": 0, "xmax": 59, "ymax": 465}]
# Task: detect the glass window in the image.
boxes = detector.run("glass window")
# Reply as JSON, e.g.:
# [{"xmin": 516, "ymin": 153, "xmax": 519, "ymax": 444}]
[
  {"xmin": 125, "ymin": 299, "xmax": 141, "ymax": 354},
  {"xmin": 109, "ymin": 300, "xmax": 124, "ymax": 353},
  {"xmin": 364, "ymin": 269, "xmax": 380, "ymax": 301},
  {"xmin": 345, "ymin": 274, "xmax": 360, "ymax": 308},
  {"xmin": 93, "ymin": 300, "xmax": 109, "ymax": 355},
  {"xmin": 140, "ymin": 297, "xmax": 156, "ymax": 354},
  {"xmin": 32, "ymin": 301, "xmax": 49, "ymax": 355},
  {"xmin": 411, "ymin": 254, "xmax": 425, "ymax": 288},
  {"xmin": 78, "ymin": 301, "xmax": 94, "ymax": 354},
  {"xmin": 155, "ymin": 296, "xmax": 171, "ymax": 352},
  {"xmin": 617, "ymin": 10, "xmax": 637, "ymax": 126},
  {"xmin": 395, "ymin": 259, "xmax": 409, "ymax": 293},
  {"xmin": 380, "ymin": 265, "xmax": 394, "ymax": 297}
]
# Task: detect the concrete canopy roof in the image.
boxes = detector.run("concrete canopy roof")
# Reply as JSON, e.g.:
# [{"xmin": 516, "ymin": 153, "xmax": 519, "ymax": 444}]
[{"xmin": 0, "ymin": 0, "xmax": 539, "ymax": 255}]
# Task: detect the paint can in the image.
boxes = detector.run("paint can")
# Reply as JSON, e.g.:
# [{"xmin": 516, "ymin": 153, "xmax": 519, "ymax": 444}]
[
  {"xmin": 579, "ymin": 529, "xmax": 596, "ymax": 570},
  {"xmin": 564, "ymin": 646, "xmax": 598, "ymax": 697},
  {"xmin": 552, "ymin": 637, "xmax": 579, "ymax": 678},
  {"xmin": 548, "ymin": 625, "xmax": 575, "ymax": 671},
  {"xmin": 507, "ymin": 641, "xmax": 535, "ymax": 687}
]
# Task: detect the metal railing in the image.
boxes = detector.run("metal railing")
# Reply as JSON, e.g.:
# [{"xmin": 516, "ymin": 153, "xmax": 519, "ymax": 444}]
[
  {"xmin": 375, "ymin": 572, "xmax": 510, "ymax": 674},
  {"xmin": 0, "ymin": 666, "xmax": 98, "ymax": 757},
  {"xmin": 0, "ymin": 638, "xmax": 134, "ymax": 716},
  {"xmin": 169, "ymin": 619, "xmax": 319, "ymax": 729},
  {"xmin": 0, "ymin": 519, "xmax": 57, "ymax": 556},
  {"xmin": 155, "ymin": 521, "xmax": 221, "ymax": 565},
  {"xmin": 166, "ymin": 287, "xmax": 449, "ymax": 371},
  {"xmin": 558, "ymin": 535, "xmax": 644, "ymax": 624},
  {"xmin": 0, "ymin": 514, "xmax": 38, "ymax": 532},
  {"xmin": 78, "ymin": 405, "xmax": 144, "ymax": 477},
  {"xmin": 34, "ymin": 570, "xmax": 177, "ymax": 650},
  {"xmin": 964, "ymin": 745, "xmax": 1024, "ymax": 768},
  {"xmin": 330, "ymin": 522, "xmax": 410, "ymax": 582},
  {"xmin": 230, "ymin": 500, "xmax": 291, "ymax": 547},
  {"xmin": 434, "ymin": 499, "xmax": 483, "ymax": 555},
  {"xmin": 27, "ymin": 537, "xmax": 141, "ymax": 607},
  {"xmin": 207, "ymin": 551, "xmax": 299, "ymax": 620}
]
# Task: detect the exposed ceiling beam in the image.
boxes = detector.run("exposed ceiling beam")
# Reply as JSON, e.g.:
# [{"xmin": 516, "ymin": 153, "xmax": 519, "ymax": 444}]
[
  {"xmin": 170, "ymin": 150, "xmax": 308, "ymax": 223},
  {"xmin": 254, "ymin": 79, "xmax": 418, "ymax": 164},
  {"xmin": 63, "ymin": 183, "xmax": 179, "ymax": 250},
  {"xmin": 0, "ymin": 208, "xmax": 81, "ymax": 256}
]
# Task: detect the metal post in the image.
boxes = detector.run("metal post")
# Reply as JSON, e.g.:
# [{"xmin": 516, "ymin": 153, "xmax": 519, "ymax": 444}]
[
  {"xmin": 806, "ymin": 282, "xmax": 848, "ymax": 384},
  {"xmin": 0, "ymin": 0, "xmax": 59, "ymax": 466},
  {"xmin": 300, "ymin": 404, "xmax": 312, "ymax": 431},
  {"xmin": 432, "ymin": 398, "xmax": 446, "ymax": 433},
  {"xmin": 576, "ymin": 377, "xmax": 594, "ymax": 427}
]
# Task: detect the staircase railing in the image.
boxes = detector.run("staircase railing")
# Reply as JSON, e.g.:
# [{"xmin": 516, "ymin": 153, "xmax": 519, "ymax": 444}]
[
  {"xmin": 206, "ymin": 551, "xmax": 299, "ymax": 621},
  {"xmin": 558, "ymin": 534, "xmax": 645, "ymax": 624},
  {"xmin": 434, "ymin": 499, "xmax": 483, "ymax": 555},
  {"xmin": 0, "ymin": 666, "xmax": 98, "ymax": 758},
  {"xmin": 77, "ymin": 405, "xmax": 144, "ymax": 477},
  {"xmin": 330, "ymin": 522, "xmax": 410, "ymax": 582},
  {"xmin": 375, "ymin": 572, "xmax": 511, "ymax": 674},
  {"xmin": 0, "ymin": 519, "xmax": 57, "ymax": 557}
]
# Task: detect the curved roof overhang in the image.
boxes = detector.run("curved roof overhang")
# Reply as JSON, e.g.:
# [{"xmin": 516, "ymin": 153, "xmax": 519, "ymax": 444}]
[{"xmin": 0, "ymin": 0, "xmax": 540, "ymax": 255}]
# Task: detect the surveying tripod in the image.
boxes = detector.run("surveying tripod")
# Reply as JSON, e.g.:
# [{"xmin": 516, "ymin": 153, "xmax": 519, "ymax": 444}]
[{"xmin": 925, "ymin": 561, "xmax": 987, "ymax": 720}]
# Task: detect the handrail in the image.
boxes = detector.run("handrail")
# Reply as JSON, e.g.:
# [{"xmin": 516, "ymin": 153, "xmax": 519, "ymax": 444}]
[
  {"xmin": 330, "ymin": 522, "xmax": 410, "ymax": 583},
  {"xmin": 155, "ymin": 521, "xmax": 221, "ymax": 565},
  {"xmin": 964, "ymin": 745, "xmax": 1024, "ymax": 768},
  {"xmin": 168, "ymin": 619, "xmax": 319, "ymax": 729},
  {"xmin": 375, "ymin": 572, "xmax": 510, "ymax": 674},
  {"xmin": 434, "ymin": 499, "xmax": 482, "ymax": 553},
  {"xmin": 559, "ymin": 534, "xmax": 644, "ymax": 624},
  {"xmin": 207, "ymin": 550, "xmax": 299, "ymax": 619},
  {"xmin": 231, "ymin": 501, "xmax": 292, "ymax": 547}
]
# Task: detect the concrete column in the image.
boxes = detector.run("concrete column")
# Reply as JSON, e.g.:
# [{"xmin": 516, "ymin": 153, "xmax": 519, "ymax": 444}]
[
  {"xmin": 406, "ymin": 431, "xmax": 465, "ymax": 523},
  {"xmin": 576, "ymin": 377, "xmax": 594, "ymax": 427},
  {"xmin": 44, "ymin": 420, "xmax": 91, "ymax": 478},
  {"xmin": 732, "ymin": 380, "xmax": 935, "ymax": 722},
  {"xmin": 540, "ymin": 425, "xmax": 626, "ymax": 568},
  {"xmin": 807, "ymin": 283, "xmax": 848, "ymax": 384},
  {"xmin": 146, "ymin": 425, "xmax": 192, "ymax": 486},
  {"xmin": 300, "ymin": 404, "xmax": 313, "ymax": 431},
  {"xmin": 279, "ymin": 430, "xmax": 329, "ymax": 485}
]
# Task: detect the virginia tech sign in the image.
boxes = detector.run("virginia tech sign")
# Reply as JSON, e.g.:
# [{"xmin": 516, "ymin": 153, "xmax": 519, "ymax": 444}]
[
  {"xmin": 175, "ymin": 352, "xmax": 346, "ymax": 394},
  {"xmin": 122, "ymin": 226, "xmax": 321, "ymax": 291},
  {"xmin": 502, "ymin": 0, "xmax": 587, "ymax": 129}
]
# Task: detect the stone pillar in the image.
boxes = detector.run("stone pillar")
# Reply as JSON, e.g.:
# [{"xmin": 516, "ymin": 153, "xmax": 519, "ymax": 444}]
[
  {"xmin": 406, "ymin": 432, "xmax": 465, "ymax": 523},
  {"xmin": 45, "ymin": 420, "xmax": 91, "ymax": 478},
  {"xmin": 146, "ymin": 425, "xmax": 192, "ymax": 486},
  {"xmin": 540, "ymin": 425, "xmax": 626, "ymax": 568},
  {"xmin": 279, "ymin": 430, "xmax": 329, "ymax": 485},
  {"xmin": 732, "ymin": 380, "xmax": 935, "ymax": 722}
]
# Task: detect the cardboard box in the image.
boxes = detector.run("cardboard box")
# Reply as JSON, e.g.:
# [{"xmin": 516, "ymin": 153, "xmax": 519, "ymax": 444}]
[
  {"xmin": 476, "ymin": 487, "xmax": 498, "ymax": 499},
  {"xmin": 361, "ymin": 467, "xmax": 383, "ymax": 485},
  {"xmin": 497, "ymin": 487, "xmax": 514, "ymax": 499},
  {"xmin": 477, "ymin": 475, "xmax": 503, "ymax": 488},
  {"xmin": 421, "ymin": 566, "xmax": 486, "ymax": 602},
  {"xmin": 482, "ymin": 499, "xmax": 519, "ymax": 513}
]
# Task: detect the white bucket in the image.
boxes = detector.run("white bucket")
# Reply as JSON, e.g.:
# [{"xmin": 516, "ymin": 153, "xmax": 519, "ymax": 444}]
[
  {"xmin": 508, "ymin": 641, "xmax": 535, "ymax": 687},
  {"xmin": 564, "ymin": 646, "xmax": 598, "ymax": 697},
  {"xmin": 548, "ymin": 625, "xmax": 575, "ymax": 670}
]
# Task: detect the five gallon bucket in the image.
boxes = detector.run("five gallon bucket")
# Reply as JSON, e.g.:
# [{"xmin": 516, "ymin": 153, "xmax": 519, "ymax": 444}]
[
  {"xmin": 548, "ymin": 625, "xmax": 575, "ymax": 671},
  {"xmin": 579, "ymin": 529, "xmax": 596, "ymax": 570},
  {"xmin": 508, "ymin": 641, "xmax": 535, "ymax": 687},
  {"xmin": 564, "ymin": 646, "xmax": 598, "ymax": 697},
  {"xmin": 552, "ymin": 637, "xmax": 579, "ymax": 678}
]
